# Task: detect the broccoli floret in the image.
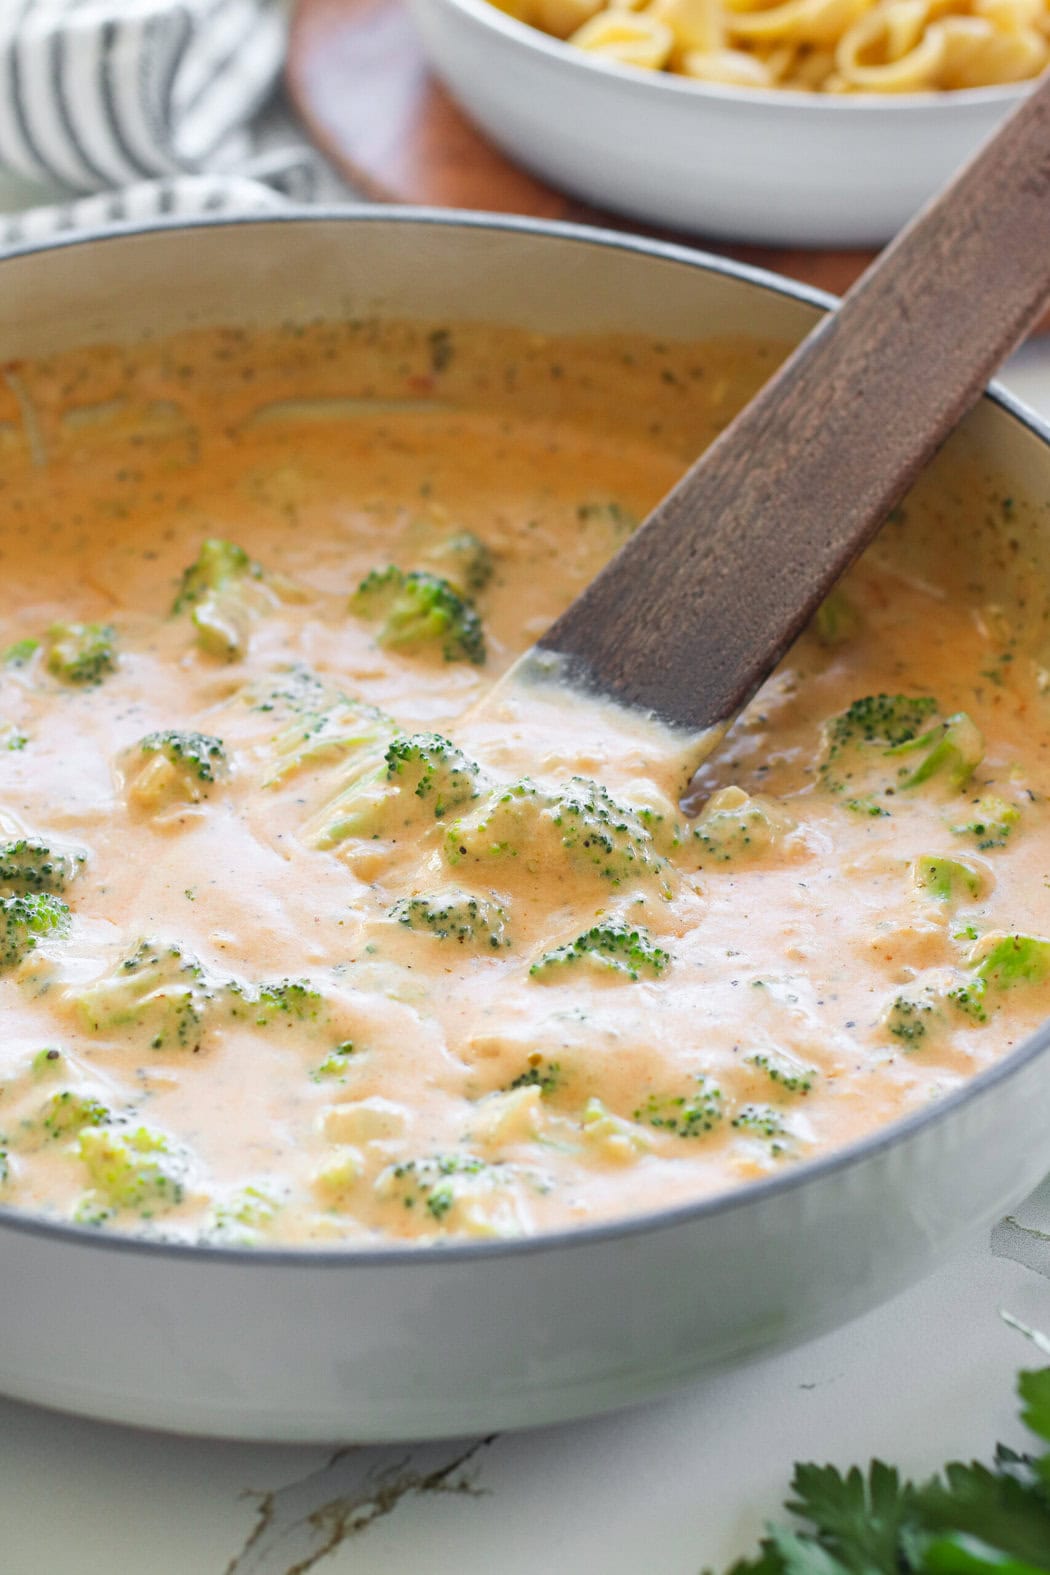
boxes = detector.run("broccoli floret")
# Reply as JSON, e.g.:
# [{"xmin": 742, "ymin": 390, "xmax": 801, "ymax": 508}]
[
  {"xmin": 262, "ymin": 693, "xmax": 401, "ymax": 848},
  {"xmin": 419, "ymin": 531, "xmax": 494, "ymax": 596},
  {"xmin": 912, "ymin": 853, "xmax": 983, "ymax": 902},
  {"xmin": 693, "ymin": 786, "xmax": 795, "ymax": 863},
  {"xmin": 731, "ymin": 1103, "xmax": 787, "ymax": 1139},
  {"xmin": 45, "ymin": 622, "xmax": 117, "ymax": 685},
  {"xmin": 78, "ymin": 1125, "xmax": 185, "ymax": 1213},
  {"xmin": 885, "ymin": 993, "xmax": 937, "ymax": 1044},
  {"xmin": 0, "ymin": 837, "xmax": 86, "ymax": 895},
  {"xmin": 950, "ymin": 794, "xmax": 1020, "ymax": 850},
  {"xmin": 378, "ymin": 1152, "xmax": 498, "ymax": 1225},
  {"xmin": 886, "ymin": 711, "xmax": 984, "ymax": 791},
  {"xmin": 125, "ymin": 730, "xmax": 228, "ymax": 813},
  {"xmin": 172, "ymin": 537, "xmax": 255, "ymax": 613},
  {"xmin": 576, "ymin": 500, "xmax": 638, "ymax": 536},
  {"xmin": 445, "ymin": 776, "xmax": 663, "ymax": 888},
  {"xmin": 265, "ymin": 694, "xmax": 393, "ymax": 786},
  {"xmin": 975, "ymin": 933, "xmax": 1050, "ymax": 988},
  {"xmin": 818, "ymin": 694, "xmax": 983, "ymax": 811},
  {"xmin": 508, "ymin": 1058, "xmax": 561, "ymax": 1096},
  {"xmin": 390, "ymin": 889, "xmax": 510, "ymax": 950},
  {"xmin": 349, "ymin": 566, "xmax": 485, "ymax": 665},
  {"xmin": 74, "ymin": 939, "xmax": 217, "ymax": 1051},
  {"xmin": 230, "ymin": 979, "xmax": 324, "ymax": 1026},
  {"xmin": 634, "ymin": 1076, "xmax": 723, "ymax": 1137},
  {"xmin": 826, "ymin": 693, "xmax": 939, "ymax": 753},
  {"xmin": 810, "ymin": 586, "xmax": 860, "ymax": 647},
  {"xmin": 0, "ymin": 722, "xmax": 27, "ymax": 752},
  {"xmin": 3, "ymin": 637, "xmax": 39, "ymax": 667},
  {"xmin": 248, "ymin": 664, "xmax": 328, "ymax": 718},
  {"xmin": 947, "ymin": 933, "xmax": 1050, "ymax": 1025},
  {"xmin": 31, "ymin": 1047, "xmax": 63, "ymax": 1077},
  {"xmin": 140, "ymin": 731, "xmax": 225, "ymax": 783},
  {"xmin": 207, "ymin": 1185, "xmax": 282, "ymax": 1242},
  {"xmin": 530, "ymin": 921, "xmax": 669, "ymax": 982},
  {"xmin": 172, "ymin": 537, "xmax": 266, "ymax": 660},
  {"xmin": 1, "ymin": 893, "xmax": 69, "ymax": 970},
  {"xmin": 384, "ymin": 732, "xmax": 484, "ymax": 819},
  {"xmin": 311, "ymin": 1041, "xmax": 356, "ymax": 1081},
  {"xmin": 40, "ymin": 1090, "xmax": 109, "ymax": 1140},
  {"xmin": 746, "ymin": 1049, "xmax": 815, "ymax": 1094}
]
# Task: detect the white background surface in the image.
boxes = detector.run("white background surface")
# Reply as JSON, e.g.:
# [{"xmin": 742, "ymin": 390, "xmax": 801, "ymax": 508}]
[{"xmin": 3, "ymin": 165, "xmax": 1050, "ymax": 1575}]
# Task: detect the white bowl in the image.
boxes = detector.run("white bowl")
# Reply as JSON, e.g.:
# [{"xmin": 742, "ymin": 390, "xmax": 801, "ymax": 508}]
[{"xmin": 407, "ymin": 0, "xmax": 1034, "ymax": 245}]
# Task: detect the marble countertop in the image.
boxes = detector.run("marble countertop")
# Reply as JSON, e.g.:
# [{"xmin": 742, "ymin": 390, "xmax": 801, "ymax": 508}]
[{"xmin": 2, "ymin": 171, "xmax": 1050, "ymax": 1572}]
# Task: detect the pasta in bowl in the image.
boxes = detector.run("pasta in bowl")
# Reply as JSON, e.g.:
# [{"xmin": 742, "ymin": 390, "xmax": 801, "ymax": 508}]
[
  {"xmin": 408, "ymin": 0, "xmax": 1046, "ymax": 241},
  {"xmin": 507, "ymin": 0, "xmax": 1050, "ymax": 94}
]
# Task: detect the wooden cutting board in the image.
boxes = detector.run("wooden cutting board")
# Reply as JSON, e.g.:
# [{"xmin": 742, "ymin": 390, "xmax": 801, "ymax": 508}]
[{"xmin": 286, "ymin": 0, "xmax": 1050, "ymax": 323}]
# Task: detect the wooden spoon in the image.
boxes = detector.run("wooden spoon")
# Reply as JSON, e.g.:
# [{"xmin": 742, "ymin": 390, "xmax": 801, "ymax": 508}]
[{"xmin": 514, "ymin": 73, "xmax": 1050, "ymax": 763}]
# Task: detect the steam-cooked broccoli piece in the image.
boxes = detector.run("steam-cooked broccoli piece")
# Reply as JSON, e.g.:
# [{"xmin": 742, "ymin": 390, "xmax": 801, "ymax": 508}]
[
  {"xmin": 45, "ymin": 622, "xmax": 117, "ymax": 685},
  {"xmin": 74, "ymin": 939, "xmax": 218, "ymax": 1051},
  {"xmin": 229, "ymin": 978, "xmax": 324, "ymax": 1026},
  {"xmin": 31, "ymin": 1047, "xmax": 63, "ymax": 1077},
  {"xmin": 811, "ymin": 586, "xmax": 860, "ymax": 647},
  {"xmin": 3, "ymin": 637, "xmax": 38, "ymax": 667},
  {"xmin": 0, "ymin": 722, "xmax": 27, "ymax": 752},
  {"xmin": 207, "ymin": 1185, "xmax": 282, "ymax": 1242},
  {"xmin": 378, "ymin": 1152, "xmax": 502, "ymax": 1226},
  {"xmin": 172, "ymin": 537, "xmax": 255, "ymax": 612},
  {"xmin": 508, "ymin": 1058, "xmax": 561, "ymax": 1096},
  {"xmin": 634, "ymin": 1076, "xmax": 723, "ymax": 1137},
  {"xmin": 311, "ymin": 1041, "xmax": 356, "ymax": 1082},
  {"xmin": 530, "ymin": 921, "xmax": 669, "ymax": 982},
  {"xmin": 826, "ymin": 693, "xmax": 939, "ymax": 754},
  {"xmin": 0, "ymin": 837, "xmax": 86, "ymax": 895},
  {"xmin": 264, "ymin": 694, "xmax": 392, "ymax": 786},
  {"xmin": 350, "ymin": 566, "xmax": 485, "ymax": 665},
  {"xmin": 268, "ymin": 695, "xmax": 398, "ymax": 842},
  {"xmin": 77, "ymin": 1125, "xmax": 186, "ymax": 1213},
  {"xmin": 140, "ymin": 731, "xmax": 225, "ymax": 783},
  {"xmin": 1, "ymin": 893, "xmax": 69, "ymax": 970},
  {"xmin": 384, "ymin": 732, "xmax": 485, "ymax": 819},
  {"xmin": 390, "ymin": 889, "xmax": 510, "ymax": 949},
  {"xmin": 885, "ymin": 992, "xmax": 937, "ymax": 1044},
  {"xmin": 419, "ymin": 531, "xmax": 494, "ymax": 596},
  {"xmin": 445, "ymin": 776, "xmax": 663, "ymax": 888},
  {"xmin": 819, "ymin": 694, "xmax": 983, "ymax": 811},
  {"xmin": 125, "ymin": 730, "xmax": 228, "ymax": 812},
  {"xmin": 40, "ymin": 1090, "xmax": 109, "ymax": 1140},
  {"xmin": 745, "ymin": 1049, "xmax": 815, "ymax": 1094},
  {"xmin": 948, "ymin": 933, "xmax": 1050, "ymax": 1024},
  {"xmin": 975, "ymin": 934, "xmax": 1050, "ymax": 988},
  {"xmin": 912, "ymin": 853, "xmax": 983, "ymax": 902},
  {"xmin": 248, "ymin": 664, "xmax": 328, "ymax": 718},
  {"xmin": 731, "ymin": 1103, "xmax": 788, "ymax": 1140},
  {"xmin": 951, "ymin": 794, "xmax": 1020, "ymax": 850},
  {"xmin": 263, "ymin": 692, "xmax": 400, "ymax": 848},
  {"xmin": 172, "ymin": 537, "xmax": 267, "ymax": 660},
  {"xmin": 886, "ymin": 711, "xmax": 985, "ymax": 791},
  {"xmin": 693, "ymin": 786, "xmax": 795, "ymax": 863}
]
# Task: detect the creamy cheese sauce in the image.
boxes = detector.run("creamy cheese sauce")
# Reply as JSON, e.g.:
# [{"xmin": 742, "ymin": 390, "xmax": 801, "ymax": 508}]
[{"xmin": 0, "ymin": 318, "xmax": 1048, "ymax": 1247}]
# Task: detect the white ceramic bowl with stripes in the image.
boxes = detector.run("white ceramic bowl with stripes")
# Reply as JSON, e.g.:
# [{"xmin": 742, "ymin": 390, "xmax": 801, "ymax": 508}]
[
  {"xmin": 407, "ymin": 0, "xmax": 1035, "ymax": 246},
  {"xmin": 3, "ymin": 212, "xmax": 1050, "ymax": 1441}
]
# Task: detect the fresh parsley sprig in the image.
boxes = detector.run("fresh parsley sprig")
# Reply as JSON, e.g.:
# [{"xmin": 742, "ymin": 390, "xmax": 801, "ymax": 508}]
[{"xmin": 717, "ymin": 1335, "xmax": 1050, "ymax": 1574}]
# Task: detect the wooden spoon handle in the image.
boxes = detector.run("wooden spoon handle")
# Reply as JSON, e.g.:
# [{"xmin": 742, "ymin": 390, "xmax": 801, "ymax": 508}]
[{"xmin": 537, "ymin": 74, "xmax": 1050, "ymax": 735}]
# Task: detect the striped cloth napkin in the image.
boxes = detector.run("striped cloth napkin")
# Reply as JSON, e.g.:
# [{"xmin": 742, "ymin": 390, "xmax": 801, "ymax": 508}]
[{"xmin": 0, "ymin": 0, "xmax": 310, "ymax": 248}]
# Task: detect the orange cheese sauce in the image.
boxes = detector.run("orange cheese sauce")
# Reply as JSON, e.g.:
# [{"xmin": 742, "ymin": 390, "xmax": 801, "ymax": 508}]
[{"xmin": 0, "ymin": 318, "xmax": 1047, "ymax": 1246}]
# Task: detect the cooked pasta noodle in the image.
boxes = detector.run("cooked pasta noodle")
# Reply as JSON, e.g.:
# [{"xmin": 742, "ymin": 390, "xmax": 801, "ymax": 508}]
[{"xmin": 489, "ymin": 0, "xmax": 1050, "ymax": 90}]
